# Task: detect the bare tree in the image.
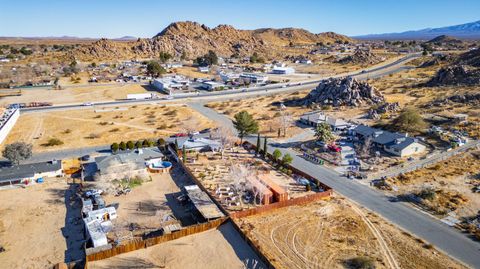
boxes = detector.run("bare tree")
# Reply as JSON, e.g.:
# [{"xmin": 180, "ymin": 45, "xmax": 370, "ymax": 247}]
[
  {"xmin": 360, "ymin": 136, "xmax": 372, "ymax": 157},
  {"xmin": 274, "ymin": 105, "xmax": 294, "ymax": 137},
  {"xmin": 212, "ymin": 126, "xmax": 235, "ymax": 158}
]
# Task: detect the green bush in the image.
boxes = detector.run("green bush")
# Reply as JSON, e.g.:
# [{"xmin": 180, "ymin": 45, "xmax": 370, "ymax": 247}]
[
  {"xmin": 126, "ymin": 141, "xmax": 135, "ymax": 150},
  {"xmin": 111, "ymin": 143, "xmax": 119, "ymax": 153},
  {"xmin": 119, "ymin": 142, "xmax": 127, "ymax": 151}
]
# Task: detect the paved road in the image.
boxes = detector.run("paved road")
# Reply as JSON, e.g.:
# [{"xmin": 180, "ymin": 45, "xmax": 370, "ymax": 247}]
[
  {"xmin": 188, "ymin": 103, "xmax": 480, "ymax": 268},
  {"xmin": 20, "ymin": 53, "xmax": 420, "ymax": 114}
]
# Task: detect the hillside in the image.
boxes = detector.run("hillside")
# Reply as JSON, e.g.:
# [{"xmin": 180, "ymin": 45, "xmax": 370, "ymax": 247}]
[
  {"xmin": 427, "ymin": 48, "xmax": 480, "ymax": 86},
  {"xmin": 356, "ymin": 20, "xmax": 480, "ymax": 40},
  {"xmin": 72, "ymin": 21, "xmax": 354, "ymax": 61},
  {"xmin": 426, "ymin": 35, "xmax": 463, "ymax": 44}
]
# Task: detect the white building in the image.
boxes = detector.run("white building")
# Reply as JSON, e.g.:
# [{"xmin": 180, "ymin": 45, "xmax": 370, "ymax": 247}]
[
  {"xmin": 86, "ymin": 207, "xmax": 118, "ymax": 222},
  {"xmin": 198, "ymin": 66, "xmax": 209, "ymax": 73},
  {"xmin": 0, "ymin": 108, "xmax": 19, "ymax": 145},
  {"xmin": 219, "ymin": 72, "xmax": 240, "ymax": 82},
  {"xmin": 239, "ymin": 73, "xmax": 269, "ymax": 83},
  {"xmin": 272, "ymin": 67, "xmax": 295, "ymax": 75},
  {"xmin": 152, "ymin": 76, "xmax": 190, "ymax": 94},
  {"xmin": 201, "ymin": 81, "xmax": 224, "ymax": 91}
]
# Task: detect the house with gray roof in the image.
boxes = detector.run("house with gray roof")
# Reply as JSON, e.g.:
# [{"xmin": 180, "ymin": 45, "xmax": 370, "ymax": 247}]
[
  {"xmin": 94, "ymin": 147, "xmax": 164, "ymax": 176},
  {"xmin": 299, "ymin": 111, "xmax": 350, "ymax": 131},
  {"xmin": 176, "ymin": 137, "xmax": 222, "ymax": 152},
  {"xmin": 353, "ymin": 125, "xmax": 426, "ymax": 157},
  {"xmin": 0, "ymin": 160, "xmax": 63, "ymax": 187}
]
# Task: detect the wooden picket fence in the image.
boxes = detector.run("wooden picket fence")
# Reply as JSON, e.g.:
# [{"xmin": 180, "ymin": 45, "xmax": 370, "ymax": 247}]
[{"xmin": 86, "ymin": 217, "xmax": 228, "ymax": 262}]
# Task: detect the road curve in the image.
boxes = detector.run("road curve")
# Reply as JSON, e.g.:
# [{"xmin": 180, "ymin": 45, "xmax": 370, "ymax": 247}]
[
  {"xmin": 188, "ymin": 103, "xmax": 480, "ymax": 269},
  {"xmin": 20, "ymin": 53, "xmax": 419, "ymax": 114}
]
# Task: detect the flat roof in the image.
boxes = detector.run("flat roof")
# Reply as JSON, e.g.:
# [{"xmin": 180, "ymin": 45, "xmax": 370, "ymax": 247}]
[
  {"xmin": 0, "ymin": 160, "xmax": 62, "ymax": 183},
  {"xmin": 184, "ymin": 185, "xmax": 224, "ymax": 219}
]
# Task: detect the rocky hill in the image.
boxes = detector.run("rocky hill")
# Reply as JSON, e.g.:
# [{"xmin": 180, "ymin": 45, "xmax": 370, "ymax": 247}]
[
  {"xmin": 426, "ymin": 49, "xmax": 480, "ymax": 86},
  {"xmin": 299, "ymin": 77, "xmax": 385, "ymax": 107},
  {"xmin": 426, "ymin": 35, "xmax": 463, "ymax": 45},
  {"xmin": 337, "ymin": 49, "xmax": 383, "ymax": 65},
  {"xmin": 72, "ymin": 21, "xmax": 354, "ymax": 61},
  {"xmin": 426, "ymin": 65, "xmax": 480, "ymax": 86}
]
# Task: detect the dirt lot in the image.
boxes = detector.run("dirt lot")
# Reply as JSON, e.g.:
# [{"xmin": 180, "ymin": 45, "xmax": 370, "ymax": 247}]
[
  {"xmin": 87, "ymin": 165, "xmax": 198, "ymax": 242},
  {"xmin": 3, "ymin": 104, "xmax": 215, "ymax": 152},
  {"xmin": 387, "ymin": 150, "xmax": 480, "ymax": 218},
  {"xmin": 89, "ymin": 222, "xmax": 264, "ymax": 269},
  {"xmin": 370, "ymin": 57, "xmax": 480, "ymax": 138},
  {"xmin": 0, "ymin": 178, "xmax": 69, "ymax": 269},
  {"xmin": 236, "ymin": 197, "xmax": 466, "ymax": 269},
  {"xmin": 206, "ymin": 90, "xmax": 311, "ymax": 138},
  {"xmin": 0, "ymin": 83, "xmax": 153, "ymax": 106}
]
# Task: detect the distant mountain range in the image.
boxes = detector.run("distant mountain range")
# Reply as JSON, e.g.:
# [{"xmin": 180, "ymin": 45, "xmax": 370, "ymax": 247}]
[{"xmin": 355, "ymin": 20, "xmax": 480, "ymax": 40}]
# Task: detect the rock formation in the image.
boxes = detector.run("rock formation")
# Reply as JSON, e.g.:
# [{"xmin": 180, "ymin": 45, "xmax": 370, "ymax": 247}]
[
  {"xmin": 426, "ymin": 65, "xmax": 480, "ymax": 86},
  {"xmin": 426, "ymin": 49, "xmax": 480, "ymax": 86},
  {"xmin": 72, "ymin": 21, "xmax": 354, "ymax": 61},
  {"xmin": 337, "ymin": 49, "xmax": 383, "ymax": 65},
  {"xmin": 300, "ymin": 77, "xmax": 385, "ymax": 107},
  {"xmin": 368, "ymin": 102, "xmax": 400, "ymax": 119}
]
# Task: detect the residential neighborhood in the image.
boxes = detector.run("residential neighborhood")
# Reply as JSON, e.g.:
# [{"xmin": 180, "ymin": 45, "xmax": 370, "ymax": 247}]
[{"xmin": 1, "ymin": 2, "xmax": 480, "ymax": 269}]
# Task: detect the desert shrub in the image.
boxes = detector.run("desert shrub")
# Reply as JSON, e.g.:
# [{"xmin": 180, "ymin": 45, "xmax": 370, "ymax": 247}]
[
  {"xmin": 43, "ymin": 138, "xmax": 64, "ymax": 147},
  {"xmin": 63, "ymin": 129, "xmax": 72, "ymax": 134},
  {"xmin": 87, "ymin": 133, "xmax": 101, "ymax": 139},
  {"xmin": 345, "ymin": 256, "xmax": 375, "ymax": 269},
  {"xmin": 157, "ymin": 124, "xmax": 167, "ymax": 130},
  {"xmin": 418, "ymin": 187, "xmax": 436, "ymax": 201},
  {"xmin": 164, "ymin": 110, "xmax": 177, "ymax": 116},
  {"xmin": 93, "ymin": 115, "xmax": 101, "ymax": 119},
  {"xmin": 109, "ymin": 128, "xmax": 120, "ymax": 132},
  {"xmin": 98, "ymin": 121, "xmax": 109, "ymax": 126}
]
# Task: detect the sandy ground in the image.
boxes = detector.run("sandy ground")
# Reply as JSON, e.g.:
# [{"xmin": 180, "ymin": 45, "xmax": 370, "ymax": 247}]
[
  {"xmin": 89, "ymin": 166, "xmax": 197, "ymax": 242},
  {"xmin": 89, "ymin": 222, "xmax": 264, "ymax": 269},
  {"xmin": 370, "ymin": 57, "xmax": 480, "ymax": 138},
  {"xmin": 387, "ymin": 150, "xmax": 480, "ymax": 218},
  {"xmin": 0, "ymin": 178, "xmax": 68, "ymax": 269},
  {"xmin": 206, "ymin": 90, "xmax": 312, "ymax": 138},
  {"xmin": 0, "ymin": 83, "xmax": 153, "ymax": 106},
  {"xmin": 236, "ymin": 197, "xmax": 466, "ymax": 269},
  {"xmin": 3, "ymin": 104, "xmax": 215, "ymax": 153}
]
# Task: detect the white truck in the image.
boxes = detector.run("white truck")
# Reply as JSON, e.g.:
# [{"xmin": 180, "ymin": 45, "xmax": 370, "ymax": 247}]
[{"xmin": 126, "ymin": 93, "xmax": 158, "ymax": 100}]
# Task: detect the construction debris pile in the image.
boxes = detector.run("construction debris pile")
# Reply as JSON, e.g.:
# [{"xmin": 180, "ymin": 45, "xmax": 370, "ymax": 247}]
[{"xmin": 300, "ymin": 77, "xmax": 385, "ymax": 107}]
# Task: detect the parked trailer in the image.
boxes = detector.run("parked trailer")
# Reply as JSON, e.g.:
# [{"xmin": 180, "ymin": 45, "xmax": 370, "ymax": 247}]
[
  {"xmin": 10, "ymin": 102, "xmax": 53, "ymax": 108},
  {"xmin": 126, "ymin": 93, "xmax": 158, "ymax": 100}
]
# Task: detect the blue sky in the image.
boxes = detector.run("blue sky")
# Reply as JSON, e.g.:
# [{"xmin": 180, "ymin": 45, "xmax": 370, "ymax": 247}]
[{"xmin": 0, "ymin": 0, "xmax": 479, "ymax": 38}]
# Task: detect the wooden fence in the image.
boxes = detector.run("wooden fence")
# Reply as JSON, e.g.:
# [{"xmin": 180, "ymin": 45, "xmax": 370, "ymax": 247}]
[
  {"xmin": 228, "ymin": 219, "xmax": 276, "ymax": 269},
  {"xmin": 230, "ymin": 190, "xmax": 332, "ymax": 219},
  {"xmin": 86, "ymin": 217, "xmax": 227, "ymax": 262}
]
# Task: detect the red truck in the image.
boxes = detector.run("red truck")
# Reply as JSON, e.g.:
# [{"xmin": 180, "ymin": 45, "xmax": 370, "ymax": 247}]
[{"xmin": 328, "ymin": 144, "xmax": 342, "ymax": 152}]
